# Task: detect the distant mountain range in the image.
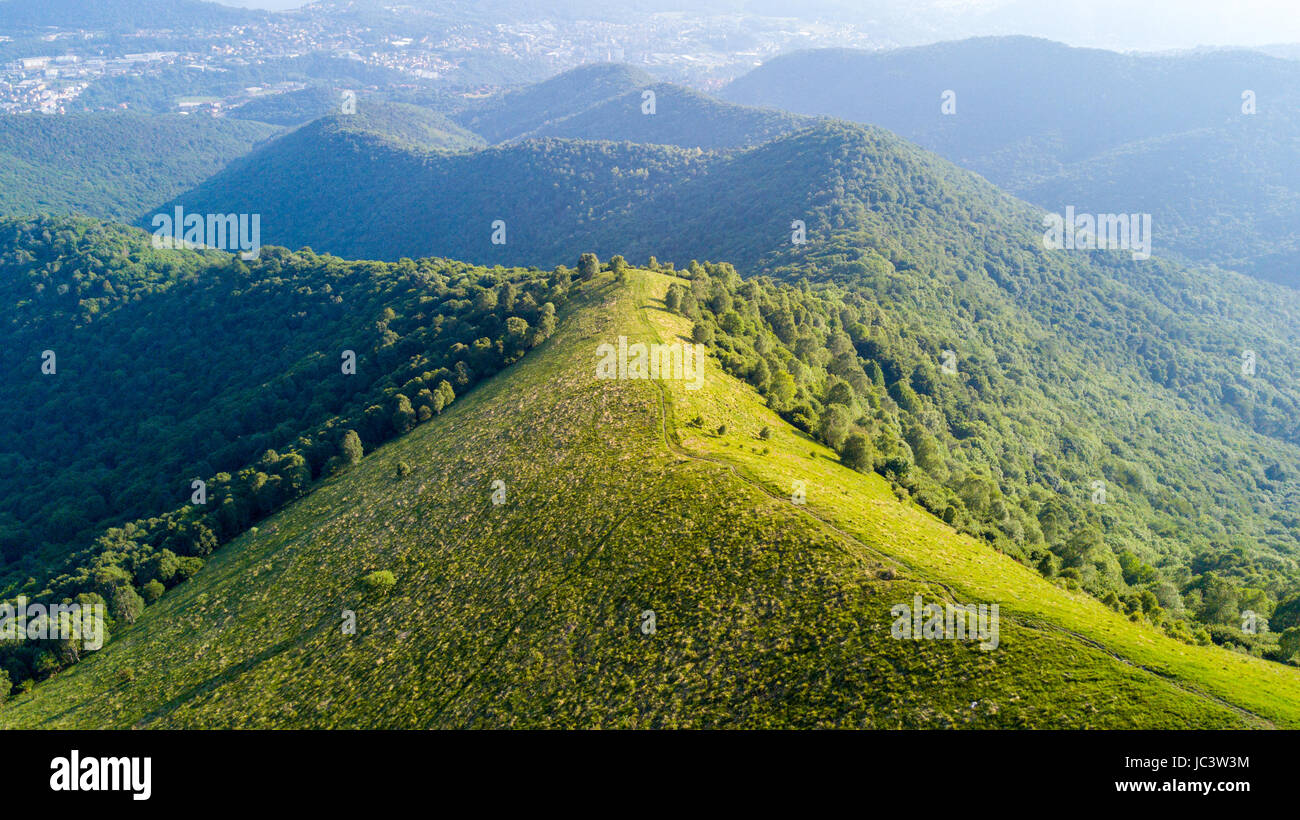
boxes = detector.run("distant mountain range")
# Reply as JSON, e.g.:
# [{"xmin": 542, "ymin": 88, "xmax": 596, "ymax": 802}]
[{"xmin": 723, "ymin": 36, "xmax": 1300, "ymax": 285}]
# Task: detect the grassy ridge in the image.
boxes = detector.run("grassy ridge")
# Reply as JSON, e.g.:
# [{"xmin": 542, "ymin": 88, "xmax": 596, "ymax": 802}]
[
  {"xmin": 640, "ymin": 272, "xmax": 1300, "ymax": 727},
  {"xmin": 0, "ymin": 269, "xmax": 1283, "ymax": 728}
]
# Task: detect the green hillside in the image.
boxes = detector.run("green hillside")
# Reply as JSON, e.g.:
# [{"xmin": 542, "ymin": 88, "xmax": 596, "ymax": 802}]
[
  {"xmin": 300, "ymin": 102, "xmax": 487, "ymax": 153},
  {"xmin": 1017, "ymin": 123, "xmax": 1300, "ymax": 287},
  {"xmin": 5, "ymin": 267, "xmax": 1295, "ymax": 728},
  {"xmin": 0, "ymin": 113, "xmax": 280, "ymax": 223},
  {"xmin": 149, "ymin": 122, "xmax": 710, "ymax": 263},
  {"xmin": 225, "ymin": 87, "xmax": 347, "ymax": 128}
]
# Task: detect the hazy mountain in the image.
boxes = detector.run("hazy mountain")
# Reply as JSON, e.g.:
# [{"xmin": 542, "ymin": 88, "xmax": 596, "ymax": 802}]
[
  {"xmin": 723, "ymin": 37, "xmax": 1300, "ymax": 284},
  {"xmin": 519, "ymin": 82, "xmax": 811, "ymax": 150},
  {"xmin": 454, "ymin": 63, "xmax": 655, "ymax": 143}
]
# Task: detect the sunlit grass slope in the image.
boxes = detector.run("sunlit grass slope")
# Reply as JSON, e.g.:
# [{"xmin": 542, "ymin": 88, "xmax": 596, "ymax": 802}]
[
  {"xmin": 639, "ymin": 272, "xmax": 1300, "ymax": 728},
  {"xmin": 2, "ymin": 269, "xmax": 1290, "ymax": 728}
]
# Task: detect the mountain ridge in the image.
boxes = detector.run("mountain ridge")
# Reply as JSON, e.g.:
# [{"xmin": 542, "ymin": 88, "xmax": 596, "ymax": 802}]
[{"xmin": 5, "ymin": 266, "xmax": 1296, "ymax": 728}]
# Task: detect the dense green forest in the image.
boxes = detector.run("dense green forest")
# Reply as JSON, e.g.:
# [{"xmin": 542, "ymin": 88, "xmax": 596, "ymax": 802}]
[
  {"xmin": 149, "ymin": 112, "xmax": 714, "ymax": 263},
  {"xmin": 0, "ymin": 113, "xmax": 279, "ymax": 223},
  {"xmin": 0, "ymin": 215, "xmax": 577, "ymax": 692}
]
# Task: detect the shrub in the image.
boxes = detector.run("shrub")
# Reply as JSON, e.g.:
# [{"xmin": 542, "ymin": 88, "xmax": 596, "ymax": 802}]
[
  {"xmin": 141, "ymin": 579, "xmax": 166, "ymax": 604},
  {"xmin": 839, "ymin": 432, "xmax": 872, "ymax": 471},
  {"xmin": 361, "ymin": 570, "xmax": 397, "ymax": 594}
]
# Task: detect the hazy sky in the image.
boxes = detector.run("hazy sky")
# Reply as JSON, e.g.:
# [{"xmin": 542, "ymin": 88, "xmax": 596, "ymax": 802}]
[
  {"xmin": 950, "ymin": 0, "xmax": 1300, "ymax": 50},
  {"xmin": 211, "ymin": 0, "xmax": 1300, "ymax": 50},
  {"xmin": 215, "ymin": 0, "xmax": 311, "ymax": 9}
]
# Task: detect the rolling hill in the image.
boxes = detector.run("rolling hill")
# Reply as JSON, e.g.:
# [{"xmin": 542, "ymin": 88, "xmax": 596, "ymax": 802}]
[
  {"xmin": 291, "ymin": 101, "xmax": 486, "ymax": 153},
  {"xmin": 4, "ymin": 264, "xmax": 1297, "ymax": 728},
  {"xmin": 722, "ymin": 37, "xmax": 1300, "ymax": 284},
  {"xmin": 449, "ymin": 64, "xmax": 809, "ymax": 150},
  {"xmin": 513, "ymin": 82, "xmax": 811, "ymax": 150},
  {"xmin": 225, "ymin": 86, "xmax": 346, "ymax": 128},
  {"xmin": 145, "ymin": 111, "xmax": 712, "ymax": 263},
  {"xmin": 453, "ymin": 63, "xmax": 655, "ymax": 144}
]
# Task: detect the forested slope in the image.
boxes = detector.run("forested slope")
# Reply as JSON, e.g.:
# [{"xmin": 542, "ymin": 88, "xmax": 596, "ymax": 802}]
[{"xmin": 0, "ymin": 113, "xmax": 279, "ymax": 223}]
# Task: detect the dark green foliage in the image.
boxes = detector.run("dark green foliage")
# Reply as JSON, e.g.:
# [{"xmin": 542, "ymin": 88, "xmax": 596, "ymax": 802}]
[
  {"xmin": 610, "ymin": 255, "xmax": 629, "ymax": 280},
  {"xmin": 840, "ymin": 432, "xmax": 873, "ymax": 471},
  {"xmin": 340, "ymin": 431, "xmax": 364, "ymax": 466},
  {"xmin": 1280, "ymin": 627, "xmax": 1300, "ymax": 660},
  {"xmin": 578, "ymin": 253, "xmax": 600, "ymax": 281}
]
